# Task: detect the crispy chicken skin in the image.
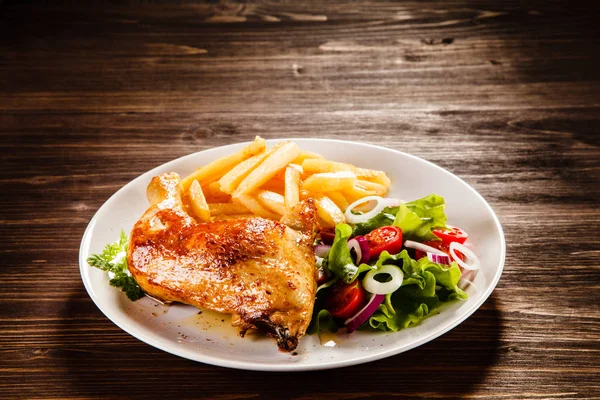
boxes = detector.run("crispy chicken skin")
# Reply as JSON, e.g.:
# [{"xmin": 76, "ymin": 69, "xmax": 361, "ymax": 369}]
[{"xmin": 127, "ymin": 172, "xmax": 318, "ymax": 351}]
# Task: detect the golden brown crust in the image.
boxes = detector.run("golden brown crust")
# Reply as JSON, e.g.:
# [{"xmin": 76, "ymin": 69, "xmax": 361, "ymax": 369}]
[{"xmin": 128, "ymin": 173, "xmax": 318, "ymax": 352}]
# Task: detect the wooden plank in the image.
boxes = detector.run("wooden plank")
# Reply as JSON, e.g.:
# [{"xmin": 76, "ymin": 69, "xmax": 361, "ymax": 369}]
[{"xmin": 0, "ymin": 1, "xmax": 599, "ymax": 399}]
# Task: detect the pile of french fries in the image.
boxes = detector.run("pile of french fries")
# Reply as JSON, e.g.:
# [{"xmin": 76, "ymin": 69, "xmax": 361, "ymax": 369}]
[{"xmin": 178, "ymin": 137, "xmax": 391, "ymax": 228}]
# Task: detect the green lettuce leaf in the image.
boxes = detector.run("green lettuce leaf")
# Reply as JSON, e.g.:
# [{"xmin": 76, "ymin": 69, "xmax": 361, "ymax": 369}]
[
  {"xmin": 370, "ymin": 301, "xmax": 434, "ymax": 331},
  {"xmin": 328, "ymin": 224, "xmax": 371, "ymax": 283},
  {"xmin": 307, "ymin": 309, "xmax": 339, "ymax": 335},
  {"xmin": 364, "ymin": 249, "xmax": 466, "ymax": 332},
  {"xmin": 393, "ymin": 194, "xmax": 447, "ymax": 241},
  {"xmin": 352, "ymin": 206, "xmax": 399, "ymax": 236}
]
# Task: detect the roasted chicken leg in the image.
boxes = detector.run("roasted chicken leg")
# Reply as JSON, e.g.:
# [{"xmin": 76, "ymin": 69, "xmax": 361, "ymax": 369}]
[{"xmin": 127, "ymin": 173, "xmax": 318, "ymax": 351}]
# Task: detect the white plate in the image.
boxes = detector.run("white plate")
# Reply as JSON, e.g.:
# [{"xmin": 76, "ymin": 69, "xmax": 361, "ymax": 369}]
[{"xmin": 79, "ymin": 138, "xmax": 505, "ymax": 371}]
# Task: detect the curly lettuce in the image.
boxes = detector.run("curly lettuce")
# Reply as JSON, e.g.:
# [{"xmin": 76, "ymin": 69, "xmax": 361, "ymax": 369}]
[
  {"xmin": 327, "ymin": 223, "xmax": 371, "ymax": 283},
  {"xmin": 352, "ymin": 206, "xmax": 399, "ymax": 236},
  {"xmin": 393, "ymin": 194, "xmax": 447, "ymax": 241},
  {"xmin": 367, "ymin": 250, "xmax": 466, "ymax": 331}
]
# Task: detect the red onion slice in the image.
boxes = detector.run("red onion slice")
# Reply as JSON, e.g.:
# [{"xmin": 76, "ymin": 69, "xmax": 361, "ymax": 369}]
[
  {"xmin": 346, "ymin": 238, "xmax": 362, "ymax": 265},
  {"xmin": 314, "ymin": 244, "xmax": 331, "ymax": 258},
  {"xmin": 344, "ymin": 293, "xmax": 385, "ymax": 333},
  {"xmin": 404, "ymin": 240, "xmax": 447, "ymax": 256},
  {"xmin": 355, "ymin": 236, "xmax": 371, "ymax": 264},
  {"xmin": 427, "ymin": 252, "xmax": 451, "ymax": 265},
  {"xmin": 449, "ymin": 241, "xmax": 480, "ymax": 271},
  {"xmin": 347, "ymin": 236, "xmax": 370, "ymax": 264}
]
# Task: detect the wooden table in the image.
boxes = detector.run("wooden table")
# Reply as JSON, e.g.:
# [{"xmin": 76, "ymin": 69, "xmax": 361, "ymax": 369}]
[{"xmin": 1, "ymin": 1, "xmax": 599, "ymax": 398}]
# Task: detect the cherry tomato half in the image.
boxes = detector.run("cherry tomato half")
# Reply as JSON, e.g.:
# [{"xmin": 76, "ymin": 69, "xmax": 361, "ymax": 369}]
[
  {"xmin": 364, "ymin": 226, "xmax": 403, "ymax": 260},
  {"xmin": 325, "ymin": 280, "xmax": 367, "ymax": 319},
  {"xmin": 414, "ymin": 240, "xmax": 464, "ymax": 262},
  {"xmin": 433, "ymin": 226, "xmax": 468, "ymax": 245}
]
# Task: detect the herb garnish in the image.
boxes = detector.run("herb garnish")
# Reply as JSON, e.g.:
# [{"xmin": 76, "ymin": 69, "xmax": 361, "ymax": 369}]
[{"xmin": 87, "ymin": 231, "xmax": 144, "ymax": 301}]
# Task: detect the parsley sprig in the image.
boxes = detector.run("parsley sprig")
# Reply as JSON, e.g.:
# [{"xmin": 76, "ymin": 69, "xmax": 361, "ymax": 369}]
[{"xmin": 87, "ymin": 231, "xmax": 144, "ymax": 301}]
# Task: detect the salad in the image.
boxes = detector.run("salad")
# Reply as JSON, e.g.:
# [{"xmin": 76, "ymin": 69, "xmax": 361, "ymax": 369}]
[{"xmin": 309, "ymin": 194, "xmax": 479, "ymax": 334}]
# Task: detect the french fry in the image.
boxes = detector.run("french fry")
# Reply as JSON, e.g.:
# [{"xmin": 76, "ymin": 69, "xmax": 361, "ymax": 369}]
[
  {"xmin": 272, "ymin": 161, "xmax": 300, "ymax": 182},
  {"xmin": 233, "ymin": 142, "xmax": 300, "ymax": 198},
  {"xmin": 208, "ymin": 202, "xmax": 249, "ymax": 216},
  {"xmin": 272, "ymin": 168, "xmax": 287, "ymax": 181},
  {"xmin": 356, "ymin": 180, "xmax": 387, "ymax": 196},
  {"xmin": 189, "ymin": 180, "xmax": 211, "ymax": 222},
  {"xmin": 314, "ymin": 196, "xmax": 346, "ymax": 228},
  {"xmin": 302, "ymin": 159, "xmax": 353, "ymax": 174},
  {"xmin": 218, "ymin": 154, "xmax": 264, "ymax": 195},
  {"xmin": 180, "ymin": 195, "xmax": 194, "ymax": 218},
  {"xmin": 301, "ymin": 171, "xmax": 357, "ymax": 193},
  {"xmin": 257, "ymin": 190, "xmax": 286, "ymax": 215},
  {"xmin": 355, "ymin": 168, "xmax": 391, "ymax": 188},
  {"xmin": 342, "ymin": 184, "xmax": 376, "ymax": 204},
  {"xmin": 177, "ymin": 139, "xmax": 391, "ymax": 224},
  {"xmin": 219, "ymin": 142, "xmax": 286, "ymax": 195},
  {"xmin": 292, "ymin": 150, "xmax": 324, "ymax": 165},
  {"xmin": 260, "ymin": 178, "xmax": 285, "ymax": 195},
  {"xmin": 204, "ymin": 181, "xmax": 231, "ymax": 203},
  {"xmin": 325, "ymin": 191, "xmax": 349, "ymax": 212},
  {"xmin": 289, "ymin": 163, "xmax": 303, "ymax": 173},
  {"xmin": 302, "ymin": 159, "xmax": 391, "ymax": 188},
  {"xmin": 235, "ymin": 193, "xmax": 281, "ymax": 220},
  {"xmin": 179, "ymin": 136, "xmax": 266, "ymax": 193},
  {"xmin": 212, "ymin": 214, "xmax": 254, "ymax": 221},
  {"xmin": 284, "ymin": 164, "xmax": 301, "ymax": 209}
]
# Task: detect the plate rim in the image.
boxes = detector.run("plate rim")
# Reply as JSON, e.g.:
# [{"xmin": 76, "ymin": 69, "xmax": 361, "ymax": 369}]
[{"xmin": 79, "ymin": 138, "xmax": 506, "ymax": 371}]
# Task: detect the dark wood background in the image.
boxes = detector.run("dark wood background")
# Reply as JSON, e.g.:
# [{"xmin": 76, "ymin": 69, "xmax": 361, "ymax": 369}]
[{"xmin": 1, "ymin": 1, "xmax": 599, "ymax": 399}]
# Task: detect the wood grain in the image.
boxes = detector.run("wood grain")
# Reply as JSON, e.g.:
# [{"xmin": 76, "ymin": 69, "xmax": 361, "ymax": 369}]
[{"xmin": 1, "ymin": 1, "xmax": 599, "ymax": 399}]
